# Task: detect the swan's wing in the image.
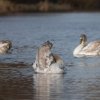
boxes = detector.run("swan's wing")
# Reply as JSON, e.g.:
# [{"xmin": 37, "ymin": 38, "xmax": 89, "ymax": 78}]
[
  {"xmin": 82, "ymin": 41, "xmax": 100, "ymax": 52},
  {"xmin": 52, "ymin": 54, "xmax": 64, "ymax": 68}
]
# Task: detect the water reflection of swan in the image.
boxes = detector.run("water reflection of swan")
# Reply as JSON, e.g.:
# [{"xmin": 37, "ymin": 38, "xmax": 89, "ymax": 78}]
[
  {"xmin": 73, "ymin": 34, "xmax": 100, "ymax": 57},
  {"xmin": 33, "ymin": 41, "xmax": 64, "ymax": 73},
  {"xmin": 33, "ymin": 74, "xmax": 64, "ymax": 100},
  {"xmin": 0, "ymin": 40, "xmax": 12, "ymax": 54}
]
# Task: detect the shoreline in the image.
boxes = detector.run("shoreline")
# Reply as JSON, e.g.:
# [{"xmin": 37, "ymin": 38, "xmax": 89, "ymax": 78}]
[{"xmin": 0, "ymin": 10, "xmax": 100, "ymax": 16}]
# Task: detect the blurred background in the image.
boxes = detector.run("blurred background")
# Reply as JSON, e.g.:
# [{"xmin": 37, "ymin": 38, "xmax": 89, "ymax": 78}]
[{"xmin": 0, "ymin": 0, "xmax": 100, "ymax": 15}]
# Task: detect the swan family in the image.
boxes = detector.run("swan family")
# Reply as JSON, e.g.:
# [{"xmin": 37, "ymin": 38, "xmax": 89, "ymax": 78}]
[{"xmin": 0, "ymin": 34, "xmax": 100, "ymax": 73}]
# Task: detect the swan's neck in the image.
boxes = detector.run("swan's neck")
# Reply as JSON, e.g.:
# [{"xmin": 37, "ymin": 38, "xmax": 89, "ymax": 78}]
[{"xmin": 73, "ymin": 42, "xmax": 87, "ymax": 56}]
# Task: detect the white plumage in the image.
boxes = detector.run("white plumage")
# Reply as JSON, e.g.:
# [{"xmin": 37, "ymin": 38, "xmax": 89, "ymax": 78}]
[{"xmin": 73, "ymin": 34, "xmax": 100, "ymax": 57}]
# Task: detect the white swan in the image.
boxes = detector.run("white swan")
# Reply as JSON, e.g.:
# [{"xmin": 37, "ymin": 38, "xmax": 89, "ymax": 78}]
[
  {"xmin": 0, "ymin": 40, "xmax": 12, "ymax": 54},
  {"xmin": 33, "ymin": 41, "xmax": 64, "ymax": 73},
  {"xmin": 73, "ymin": 34, "xmax": 100, "ymax": 57}
]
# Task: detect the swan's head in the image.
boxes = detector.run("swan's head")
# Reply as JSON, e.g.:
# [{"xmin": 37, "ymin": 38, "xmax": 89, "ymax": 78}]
[
  {"xmin": 42, "ymin": 41, "xmax": 53, "ymax": 50},
  {"xmin": 80, "ymin": 34, "xmax": 87, "ymax": 45}
]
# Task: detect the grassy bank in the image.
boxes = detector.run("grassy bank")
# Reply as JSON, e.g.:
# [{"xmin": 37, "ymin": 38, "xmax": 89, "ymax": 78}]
[
  {"xmin": 0, "ymin": 1, "xmax": 72, "ymax": 15},
  {"xmin": 0, "ymin": 0, "xmax": 100, "ymax": 15}
]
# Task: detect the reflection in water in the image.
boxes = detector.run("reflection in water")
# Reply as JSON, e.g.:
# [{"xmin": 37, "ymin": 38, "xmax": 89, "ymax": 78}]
[
  {"xmin": 33, "ymin": 74, "xmax": 64, "ymax": 100},
  {"xmin": 64, "ymin": 77, "xmax": 100, "ymax": 100},
  {"xmin": 64, "ymin": 58, "xmax": 100, "ymax": 100},
  {"xmin": 0, "ymin": 67, "xmax": 33, "ymax": 100}
]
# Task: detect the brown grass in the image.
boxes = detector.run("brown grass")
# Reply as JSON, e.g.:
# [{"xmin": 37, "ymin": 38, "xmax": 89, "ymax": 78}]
[
  {"xmin": 0, "ymin": 0, "xmax": 73, "ymax": 15},
  {"xmin": 0, "ymin": 0, "xmax": 100, "ymax": 15}
]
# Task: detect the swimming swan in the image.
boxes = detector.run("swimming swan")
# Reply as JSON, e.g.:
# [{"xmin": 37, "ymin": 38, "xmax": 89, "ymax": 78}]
[
  {"xmin": 33, "ymin": 41, "xmax": 64, "ymax": 73},
  {"xmin": 0, "ymin": 40, "xmax": 12, "ymax": 54},
  {"xmin": 73, "ymin": 34, "xmax": 100, "ymax": 57}
]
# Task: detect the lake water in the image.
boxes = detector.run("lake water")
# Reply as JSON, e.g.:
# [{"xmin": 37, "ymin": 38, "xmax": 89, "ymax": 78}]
[{"xmin": 0, "ymin": 13, "xmax": 100, "ymax": 100}]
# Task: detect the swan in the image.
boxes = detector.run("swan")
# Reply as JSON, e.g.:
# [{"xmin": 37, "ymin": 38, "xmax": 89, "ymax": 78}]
[
  {"xmin": 33, "ymin": 41, "xmax": 64, "ymax": 73},
  {"xmin": 73, "ymin": 34, "xmax": 100, "ymax": 57},
  {"xmin": 0, "ymin": 40, "xmax": 12, "ymax": 54}
]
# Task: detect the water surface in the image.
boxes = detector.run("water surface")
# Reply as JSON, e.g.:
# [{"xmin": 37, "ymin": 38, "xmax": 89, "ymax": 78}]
[{"xmin": 0, "ymin": 13, "xmax": 100, "ymax": 100}]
